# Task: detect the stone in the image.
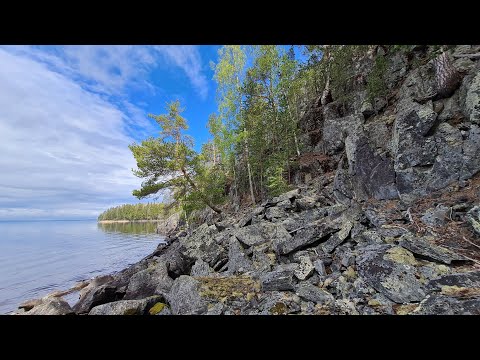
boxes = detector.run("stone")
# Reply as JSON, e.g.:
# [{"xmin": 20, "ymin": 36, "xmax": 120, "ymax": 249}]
[
  {"xmin": 356, "ymin": 244, "xmax": 426, "ymax": 303},
  {"xmin": 167, "ymin": 276, "xmax": 208, "ymax": 315},
  {"xmin": 313, "ymin": 259, "xmax": 327, "ymax": 276},
  {"xmin": 465, "ymin": 70, "xmax": 480, "ymax": 124},
  {"xmin": 227, "ymin": 237, "xmax": 253, "ymax": 274},
  {"xmin": 72, "ymin": 284, "xmax": 117, "ymax": 314},
  {"xmin": 260, "ymin": 264, "xmax": 297, "ymax": 291},
  {"xmin": 22, "ymin": 297, "xmax": 74, "ymax": 315},
  {"xmin": 426, "ymin": 271, "xmax": 480, "ymax": 292},
  {"xmin": 235, "ymin": 221, "xmax": 291, "ymax": 247},
  {"xmin": 276, "ymin": 217, "xmax": 341, "ymax": 255},
  {"xmin": 89, "ymin": 296, "xmax": 161, "ymax": 315},
  {"xmin": 294, "ymin": 256, "xmax": 315, "ymax": 281},
  {"xmin": 296, "ymin": 283, "xmax": 335, "ymax": 304},
  {"xmin": 467, "ymin": 206, "xmax": 480, "ymax": 236},
  {"xmin": 124, "ymin": 261, "xmax": 173, "ymax": 300},
  {"xmin": 265, "ymin": 206, "xmax": 286, "ymax": 221},
  {"xmin": 180, "ymin": 223, "xmax": 225, "ymax": 267},
  {"xmin": 420, "ymin": 205, "xmax": 450, "ymax": 227},
  {"xmin": 156, "ymin": 212, "xmax": 182, "ymax": 235},
  {"xmin": 415, "ymin": 294, "xmax": 480, "ymax": 315},
  {"xmin": 345, "ymin": 133, "xmax": 398, "ymax": 201},
  {"xmin": 190, "ymin": 259, "xmax": 213, "ymax": 277},
  {"xmin": 398, "ymin": 234, "xmax": 467, "ymax": 265},
  {"xmin": 258, "ymin": 291, "xmax": 302, "ymax": 315},
  {"xmin": 321, "ymin": 220, "xmax": 353, "ymax": 253}
]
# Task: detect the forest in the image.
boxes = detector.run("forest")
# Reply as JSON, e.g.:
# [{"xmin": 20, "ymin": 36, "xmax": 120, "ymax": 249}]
[
  {"xmin": 97, "ymin": 203, "xmax": 168, "ymax": 221},
  {"xmin": 114, "ymin": 45, "xmax": 448, "ymax": 221}
]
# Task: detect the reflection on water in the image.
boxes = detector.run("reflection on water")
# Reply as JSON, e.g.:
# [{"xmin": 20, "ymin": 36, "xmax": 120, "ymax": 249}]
[
  {"xmin": 0, "ymin": 220, "xmax": 164, "ymax": 314},
  {"xmin": 98, "ymin": 221, "xmax": 158, "ymax": 234}
]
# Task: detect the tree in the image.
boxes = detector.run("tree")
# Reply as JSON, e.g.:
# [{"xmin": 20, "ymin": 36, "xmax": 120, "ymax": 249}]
[{"xmin": 129, "ymin": 100, "xmax": 222, "ymax": 213}]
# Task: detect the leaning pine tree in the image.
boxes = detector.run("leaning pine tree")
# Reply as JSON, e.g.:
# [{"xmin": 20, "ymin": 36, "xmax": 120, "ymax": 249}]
[{"xmin": 129, "ymin": 100, "xmax": 222, "ymax": 214}]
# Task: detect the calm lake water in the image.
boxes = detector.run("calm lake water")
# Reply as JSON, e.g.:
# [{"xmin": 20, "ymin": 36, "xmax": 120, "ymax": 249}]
[{"xmin": 0, "ymin": 220, "xmax": 164, "ymax": 314}]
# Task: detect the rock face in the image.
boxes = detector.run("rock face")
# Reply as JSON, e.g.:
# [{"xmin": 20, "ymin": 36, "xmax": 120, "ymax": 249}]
[{"xmin": 16, "ymin": 46, "xmax": 480, "ymax": 316}]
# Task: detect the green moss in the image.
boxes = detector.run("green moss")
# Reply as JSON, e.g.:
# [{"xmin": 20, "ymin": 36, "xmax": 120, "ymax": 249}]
[
  {"xmin": 197, "ymin": 276, "xmax": 260, "ymax": 302},
  {"xmin": 384, "ymin": 247, "xmax": 418, "ymax": 266},
  {"xmin": 149, "ymin": 302, "xmax": 166, "ymax": 315},
  {"xmin": 123, "ymin": 308, "xmax": 138, "ymax": 315},
  {"xmin": 269, "ymin": 302, "xmax": 288, "ymax": 315}
]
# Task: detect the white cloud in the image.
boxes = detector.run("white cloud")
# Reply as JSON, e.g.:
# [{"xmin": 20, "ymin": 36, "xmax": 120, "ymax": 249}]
[
  {"xmin": 0, "ymin": 49, "xmax": 146, "ymax": 220},
  {"xmin": 0, "ymin": 45, "xmax": 211, "ymax": 220},
  {"xmin": 155, "ymin": 46, "xmax": 209, "ymax": 99}
]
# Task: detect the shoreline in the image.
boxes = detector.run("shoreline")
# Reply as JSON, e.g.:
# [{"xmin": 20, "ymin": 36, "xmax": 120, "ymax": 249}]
[{"xmin": 97, "ymin": 220, "xmax": 162, "ymax": 223}]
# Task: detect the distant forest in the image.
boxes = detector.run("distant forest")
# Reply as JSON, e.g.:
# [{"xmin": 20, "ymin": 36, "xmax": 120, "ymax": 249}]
[{"xmin": 97, "ymin": 203, "xmax": 168, "ymax": 221}]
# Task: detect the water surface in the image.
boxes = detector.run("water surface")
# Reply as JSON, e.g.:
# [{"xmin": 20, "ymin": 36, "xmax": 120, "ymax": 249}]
[{"xmin": 0, "ymin": 220, "xmax": 164, "ymax": 314}]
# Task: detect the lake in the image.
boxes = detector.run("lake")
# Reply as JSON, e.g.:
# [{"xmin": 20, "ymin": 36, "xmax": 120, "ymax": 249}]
[{"xmin": 0, "ymin": 220, "xmax": 164, "ymax": 314}]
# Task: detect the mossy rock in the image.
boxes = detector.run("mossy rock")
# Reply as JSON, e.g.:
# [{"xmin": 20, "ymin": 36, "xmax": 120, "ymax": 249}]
[
  {"xmin": 269, "ymin": 302, "xmax": 288, "ymax": 315},
  {"xmin": 197, "ymin": 276, "xmax": 261, "ymax": 303},
  {"xmin": 149, "ymin": 302, "xmax": 166, "ymax": 315}
]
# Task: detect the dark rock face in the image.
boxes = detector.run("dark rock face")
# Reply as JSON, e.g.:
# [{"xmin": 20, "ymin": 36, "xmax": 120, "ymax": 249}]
[
  {"xmin": 73, "ymin": 284, "xmax": 118, "ymax": 314},
  {"xmin": 295, "ymin": 283, "xmax": 335, "ymax": 304}
]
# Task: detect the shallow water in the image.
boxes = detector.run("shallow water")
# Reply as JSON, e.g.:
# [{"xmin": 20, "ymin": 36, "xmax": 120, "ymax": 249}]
[{"xmin": 0, "ymin": 220, "xmax": 164, "ymax": 314}]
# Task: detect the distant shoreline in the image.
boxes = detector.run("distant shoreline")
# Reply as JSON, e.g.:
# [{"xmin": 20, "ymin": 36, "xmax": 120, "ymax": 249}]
[{"xmin": 97, "ymin": 220, "xmax": 162, "ymax": 223}]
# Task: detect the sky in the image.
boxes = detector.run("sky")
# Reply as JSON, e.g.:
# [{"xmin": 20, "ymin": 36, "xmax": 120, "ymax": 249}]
[{"xmin": 0, "ymin": 45, "xmax": 222, "ymax": 220}]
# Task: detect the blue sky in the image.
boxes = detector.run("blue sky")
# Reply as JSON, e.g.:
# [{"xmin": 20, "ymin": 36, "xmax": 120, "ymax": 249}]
[
  {"xmin": 0, "ymin": 45, "xmax": 305, "ymax": 220},
  {"xmin": 0, "ymin": 45, "xmax": 224, "ymax": 220}
]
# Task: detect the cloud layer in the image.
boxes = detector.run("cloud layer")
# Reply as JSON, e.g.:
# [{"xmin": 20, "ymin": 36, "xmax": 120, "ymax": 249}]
[{"xmin": 0, "ymin": 46, "xmax": 209, "ymax": 220}]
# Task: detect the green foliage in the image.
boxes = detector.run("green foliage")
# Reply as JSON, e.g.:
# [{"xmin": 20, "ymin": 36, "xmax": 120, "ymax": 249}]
[
  {"xmin": 97, "ymin": 203, "xmax": 168, "ymax": 221},
  {"xmin": 266, "ymin": 166, "xmax": 289, "ymax": 197},
  {"xmin": 129, "ymin": 101, "xmax": 225, "ymax": 214},
  {"xmin": 366, "ymin": 54, "xmax": 388, "ymax": 103}
]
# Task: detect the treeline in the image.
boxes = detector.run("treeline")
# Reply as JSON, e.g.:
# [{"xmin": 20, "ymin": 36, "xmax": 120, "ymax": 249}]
[
  {"xmin": 97, "ymin": 203, "xmax": 168, "ymax": 221},
  {"xmin": 129, "ymin": 45, "xmax": 451, "ymax": 219}
]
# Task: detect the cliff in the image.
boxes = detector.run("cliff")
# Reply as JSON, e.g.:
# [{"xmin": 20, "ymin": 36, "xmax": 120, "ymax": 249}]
[{"xmin": 17, "ymin": 45, "xmax": 480, "ymax": 315}]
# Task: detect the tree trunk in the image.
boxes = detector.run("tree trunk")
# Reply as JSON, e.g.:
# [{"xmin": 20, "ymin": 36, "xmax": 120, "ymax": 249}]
[
  {"xmin": 244, "ymin": 127, "xmax": 256, "ymax": 205},
  {"xmin": 434, "ymin": 51, "xmax": 461, "ymax": 99},
  {"xmin": 181, "ymin": 167, "xmax": 222, "ymax": 214}
]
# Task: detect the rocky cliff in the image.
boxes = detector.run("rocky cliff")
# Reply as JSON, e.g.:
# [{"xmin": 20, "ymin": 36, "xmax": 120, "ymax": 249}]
[{"xmin": 17, "ymin": 45, "xmax": 480, "ymax": 315}]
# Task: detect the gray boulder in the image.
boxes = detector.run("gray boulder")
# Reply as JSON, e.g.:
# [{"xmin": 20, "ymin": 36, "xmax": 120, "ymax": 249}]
[
  {"xmin": 260, "ymin": 264, "xmax": 298, "ymax": 291},
  {"xmin": 22, "ymin": 297, "xmax": 74, "ymax": 315},
  {"xmin": 356, "ymin": 244, "xmax": 426, "ymax": 303},
  {"xmin": 190, "ymin": 259, "xmax": 213, "ymax": 277},
  {"xmin": 235, "ymin": 221, "xmax": 291, "ymax": 247},
  {"xmin": 295, "ymin": 283, "xmax": 335, "ymax": 304},
  {"xmin": 89, "ymin": 296, "xmax": 162, "ymax": 315},
  {"xmin": 167, "ymin": 276, "xmax": 208, "ymax": 315},
  {"xmin": 124, "ymin": 261, "xmax": 173, "ymax": 300},
  {"xmin": 398, "ymin": 235, "xmax": 467, "ymax": 265}
]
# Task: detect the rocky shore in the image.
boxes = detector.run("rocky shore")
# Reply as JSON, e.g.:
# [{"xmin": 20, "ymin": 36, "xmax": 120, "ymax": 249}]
[{"xmin": 15, "ymin": 45, "xmax": 480, "ymax": 315}]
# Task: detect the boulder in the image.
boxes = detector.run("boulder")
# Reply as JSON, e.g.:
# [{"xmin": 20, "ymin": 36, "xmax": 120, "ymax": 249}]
[
  {"xmin": 295, "ymin": 283, "xmax": 335, "ymax": 304},
  {"xmin": 167, "ymin": 276, "xmax": 208, "ymax": 315},
  {"xmin": 73, "ymin": 283, "xmax": 117, "ymax": 314},
  {"xmin": 356, "ymin": 244, "xmax": 426, "ymax": 303},
  {"xmin": 227, "ymin": 237, "xmax": 253, "ymax": 274},
  {"xmin": 293, "ymin": 256, "xmax": 315, "ymax": 281},
  {"xmin": 190, "ymin": 259, "xmax": 213, "ymax": 277},
  {"xmin": 235, "ymin": 221, "xmax": 291, "ymax": 247},
  {"xmin": 260, "ymin": 264, "xmax": 297, "ymax": 291},
  {"xmin": 124, "ymin": 260, "xmax": 173, "ymax": 300},
  {"xmin": 398, "ymin": 235, "xmax": 467, "ymax": 265},
  {"xmin": 22, "ymin": 297, "xmax": 74, "ymax": 315},
  {"xmin": 89, "ymin": 296, "xmax": 162, "ymax": 315},
  {"xmin": 180, "ymin": 223, "xmax": 225, "ymax": 267},
  {"xmin": 275, "ymin": 217, "xmax": 341, "ymax": 255}
]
